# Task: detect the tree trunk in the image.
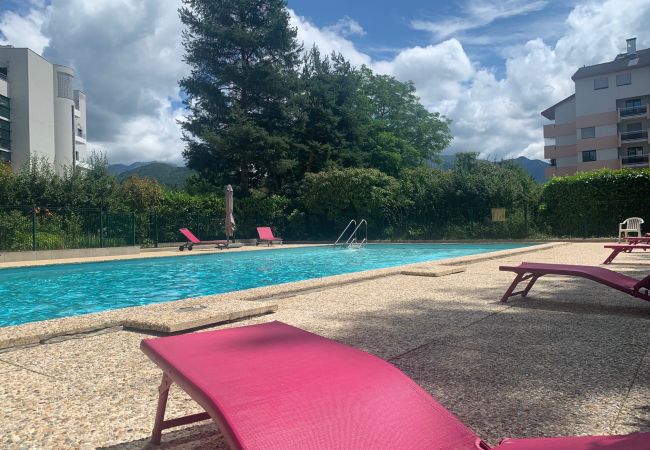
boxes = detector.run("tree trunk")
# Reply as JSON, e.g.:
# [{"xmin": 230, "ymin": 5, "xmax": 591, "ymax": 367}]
[{"xmin": 240, "ymin": 163, "xmax": 249, "ymax": 193}]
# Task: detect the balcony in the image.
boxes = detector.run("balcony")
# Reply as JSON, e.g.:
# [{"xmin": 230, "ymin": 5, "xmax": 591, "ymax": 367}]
[
  {"xmin": 619, "ymin": 130, "xmax": 649, "ymax": 144},
  {"xmin": 75, "ymin": 127, "xmax": 86, "ymax": 144},
  {"xmin": 618, "ymin": 104, "xmax": 649, "ymax": 121},
  {"xmin": 621, "ymin": 154, "xmax": 649, "ymax": 168}
]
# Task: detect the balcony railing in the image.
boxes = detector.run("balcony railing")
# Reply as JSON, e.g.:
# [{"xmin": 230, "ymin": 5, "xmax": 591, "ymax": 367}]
[
  {"xmin": 621, "ymin": 154, "xmax": 649, "ymax": 167},
  {"xmin": 620, "ymin": 130, "xmax": 648, "ymax": 142},
  {"xmin": 619, "ymin": 105, "xmax": 648, "ymax": 117}
]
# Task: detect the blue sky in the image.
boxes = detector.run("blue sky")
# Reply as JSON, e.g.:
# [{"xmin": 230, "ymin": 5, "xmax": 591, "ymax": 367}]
[
  {"xmin": 288, "ymin": 0, "xmax": 575, "ymax": 75},
  {"xmin": 0, "ymin": 0, "xmax": 648, "ymax": 164}
]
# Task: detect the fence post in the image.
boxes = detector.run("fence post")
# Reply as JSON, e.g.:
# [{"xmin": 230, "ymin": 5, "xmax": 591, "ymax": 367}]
[
  {"xmin": 524, "ymin": 204, "xmax": 529, "ymax": 235},
  {"xmin": 132, "ymin": 212, "xmax": 136, "ymax": 246},
  {"xmin": 99, "ymin": 208, "xmax": 104, "ymax": 248},
  {"xmin": 154, "ymin": 212, "xmax": 159, "ymax": 248},
  {"xmin": 31, "ymin": 206, "xmax": 36, "ymax": 251}
]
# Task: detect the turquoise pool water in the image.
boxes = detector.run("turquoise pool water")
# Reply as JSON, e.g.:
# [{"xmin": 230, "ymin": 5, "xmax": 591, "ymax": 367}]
[{"xmin": 0, "ymin": 243, "xmax": 531, "ymax": 326}]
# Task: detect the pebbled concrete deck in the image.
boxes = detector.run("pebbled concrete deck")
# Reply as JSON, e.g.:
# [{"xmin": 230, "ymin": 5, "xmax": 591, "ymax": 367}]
[{"xmin": 1, "ymin": 242, "xmax": 649, "ymax": 448}]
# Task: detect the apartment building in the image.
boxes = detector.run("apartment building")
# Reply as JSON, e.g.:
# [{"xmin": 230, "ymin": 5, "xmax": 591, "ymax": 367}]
[
  {"xmin": 0, "ymin": 46, "xmax": 87, "ymax": 173},
  {"xmin": 543, "ymin": 38, "xmax": 650, "ymax": 179}
]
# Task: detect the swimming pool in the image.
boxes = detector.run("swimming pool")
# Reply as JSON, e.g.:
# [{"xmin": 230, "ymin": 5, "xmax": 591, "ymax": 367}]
[{"xmin": 0, "ymin": 243, "xmax": 532, "ymax": 326}]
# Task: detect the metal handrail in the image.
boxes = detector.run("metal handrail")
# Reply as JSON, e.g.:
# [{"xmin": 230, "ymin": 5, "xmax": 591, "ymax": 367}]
[
  {"xmin": 621, "ymin": 130, "xmax": 648, "ymax": 141},
  {"xmin": 619, "ymin": 105, "xmax": 647, "ymax": 117},
  {"xmin": 334, "ymin": 219, "xmax": 356, "ymax": 246},
  {"xmin": 621, "ymin": 154, "xmax": 649, "ymax": 165},
  {"xmin": 345, "ymin": 219, "xmax": 368, "ymax": 248}
]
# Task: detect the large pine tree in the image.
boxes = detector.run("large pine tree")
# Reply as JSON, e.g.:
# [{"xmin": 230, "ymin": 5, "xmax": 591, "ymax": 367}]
[{"xmin": 179, "ymin": 0, "xmax": 301, "ymax": 194}]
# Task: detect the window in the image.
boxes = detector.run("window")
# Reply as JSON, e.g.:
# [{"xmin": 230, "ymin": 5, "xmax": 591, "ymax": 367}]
[
  {"xmin": 0, "ymin": 67, "xmax": 6, "ymax": 80},
  {"xmin": 56, "ymin": 72, "xmax": 73, "ymax": 100},
  {"xmin": 550, "ymin": 158, "xmax": 557, "ymax": 167},
  {"xmin": 581, "ymin": 126, "xmax": 595, "ymax": 139},
  {"xmin": 627, "ymin": 122, "xmax": 642, "ymax": 132},
  {"xmin": 0, "ymin": 115, "xmax": 9, "ymax": 150},
  {"xmin": 0, "ymin": 95, "xmax": 9, "ymax": 120},
  {"xmin": 582, "ymin": 150, "xmax": 597, "ymax": 162},
  {"xmin": 626, "ymin": 98, "xmax": 642, "ymax": 108},
  {"xmin": 75, "ymin": 151, "xmax": 79, "ymax": 161},
  {"xmin": 594, "ymin": 77, "xmax": 609, "ymax": 90},
  {"xmin": 616, "ymin": 73, "xmax": 632, "ymax": 86},
  {"xmin": 628, "ymin": 147, "xmax": 643, "ymax": 156}
]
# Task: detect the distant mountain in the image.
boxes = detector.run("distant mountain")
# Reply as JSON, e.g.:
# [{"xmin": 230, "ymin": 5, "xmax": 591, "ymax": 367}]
[
  {"xmin": 507, "ymin": 156, "xmax": 549, "ymax": 184},
  {"xmin": 110, "ymin": 162, "xmax": 195, "ymax": 188},
  {"xmin": 108, "ymin": 161, "xmax": 154, "ymax": 175},
  {"xmin": 431, "ymin": 155, "xmax": 548, "ymax": 183}
]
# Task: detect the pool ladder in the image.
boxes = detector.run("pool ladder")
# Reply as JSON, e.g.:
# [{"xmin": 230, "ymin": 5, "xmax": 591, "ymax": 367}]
[{"xmin": 334, "ymin": 219, "xmax": 368, "ymax": 248}]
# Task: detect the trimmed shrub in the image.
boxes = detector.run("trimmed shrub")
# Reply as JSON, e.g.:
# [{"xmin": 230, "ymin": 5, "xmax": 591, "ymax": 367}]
[{"xmin": 539, "ymin": 169, "xmax": 650, "ymax": 237}]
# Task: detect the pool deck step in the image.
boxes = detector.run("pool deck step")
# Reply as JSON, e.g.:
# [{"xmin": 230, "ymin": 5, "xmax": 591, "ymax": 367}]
[
  {"xmin": 0, "ymin": 300, "xmax": 278, "ymax": 351},
  {"xmin": 400, "ymin": 267, "xmax": 466, "ymax": 277},
  {"xmin": 123, "ymin": 302, "xmax": 277, "ymax": 333}
]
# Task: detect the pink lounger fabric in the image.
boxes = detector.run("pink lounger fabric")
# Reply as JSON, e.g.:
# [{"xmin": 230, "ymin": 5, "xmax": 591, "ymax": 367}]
[
  {"xmin": 141, "ymin": 321, "xmax": 486, "ymax": 449},
  {"xmin": 141, "ymin": 321, "xmax": 650, "ymax": 449},
  {"xmin": 178, "ymin": 228, "xmax": 228, "ymax": 249},
  {"xmin": 603, "ymin": 244, "xmax": 650, "ymax": 264},
  {"xmin": 256, "ymin": 226, "xmax": 282, "ymax": 245},
  {"xmin": 499, "ymin": 262, "xmax": 650, "ymax": 303}
]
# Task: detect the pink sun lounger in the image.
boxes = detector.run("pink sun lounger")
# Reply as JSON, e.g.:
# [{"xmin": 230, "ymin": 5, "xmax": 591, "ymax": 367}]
[
  {"xmin": 603, "ymin": 244, "xmax": 650, "ymax": 264},
  {"xmin": 256, "ymin": 226, "xmax": 283, "ymax": 246},
  {"xmin": 626, "ymin": 236, "xmax": 650, "ymax": 245},
  {"xmin": 140, "ymin": 321, "xmax": 650, "ymax": 449},
  {"xmin": 178, "ymin": 228, "xmax": 228, "ymax": 251},
  {"xmin": 500, "ymin": 262, "xmax": 650, "ymax": 303}
]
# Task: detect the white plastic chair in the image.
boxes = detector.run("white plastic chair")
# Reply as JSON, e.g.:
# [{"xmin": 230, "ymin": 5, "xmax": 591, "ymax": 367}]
[{"xmin": 618, "ymin": 217, "xmax": 644, "ymax": 242}]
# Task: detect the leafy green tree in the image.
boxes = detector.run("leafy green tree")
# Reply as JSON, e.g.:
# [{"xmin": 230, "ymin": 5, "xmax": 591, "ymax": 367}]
[
  {"xmin": 179, "ymin": 0, "xmax": 301, "ymax": 194},
  {"xmin": 82, "ymin": 152, "xmax": 118, "ymax": 209},
  {"xmin": 291, "ymin": 49, "xmax": 360, "ymax": 178},
  {"xmin": 114, "ymin": 176, "xmax": 165, "ymax": 213},
  {"xmin": 0, "ymin": 162, "xmax": 15, "ymax": 205},
  {"xmin": 13, "ymin": 157, "xmax": 62, "ymax": 205},
  {"xmin": 357, "ymin": 67, "xmax": 451, "ymax": 174},
  {"xmin": 297, "ymin": 167, "xmax": 401, "ymax": 238}
]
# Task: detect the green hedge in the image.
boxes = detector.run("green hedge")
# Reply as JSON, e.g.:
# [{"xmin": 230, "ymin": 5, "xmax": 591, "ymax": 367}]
[{"xmin": 539, "ymin": 168, "xmax": 650, "ymax": 237}]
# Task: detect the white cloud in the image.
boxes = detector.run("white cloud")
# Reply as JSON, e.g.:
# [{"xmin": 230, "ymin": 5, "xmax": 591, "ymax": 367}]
[
  {"xmin": 289, "ymin": 11, "xmax": 372, "ymax": 67},
  {"xmin": 3, "ymin": 0, "xmax": 650, "ymax": 165},
  {"xmin": 324, "ymin": 16, "xmax": 366, "ymax": 37},
  {"xmin": 412, "ymin": 0, "xmax": 548, "ymax": 41},
  {"xmin": 0, "ymin": 8, "xmax": 49, "ymax": 52},
  {"xmin": 374, "ymin": 40, "xmax": 475, "ymax": 112},
  {"xmin": 39, "ymin": 0, "xmax": 187, "ymax": 164},
  {"xmin": 293, "ymin": 0, "xmax": 650, "ymax": 160},
  {"xmin": 1, "ymin": 0, "xmax": 186, "ymax": 165}
]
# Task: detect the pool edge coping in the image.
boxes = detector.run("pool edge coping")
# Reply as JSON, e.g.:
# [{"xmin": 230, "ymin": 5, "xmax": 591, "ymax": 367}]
[{"xmin": 0, "ymin": 241, "xmax": 565, "ymax": 351}]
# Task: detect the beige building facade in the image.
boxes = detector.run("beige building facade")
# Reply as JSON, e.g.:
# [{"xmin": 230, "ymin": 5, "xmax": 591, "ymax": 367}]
[
  {"xmin": 543, "ymin": 38, "xmax": 650, "ymax": 179},
  {"xmin": 0, "ymin": 46, "xmax": 87, "ymax": 173}
]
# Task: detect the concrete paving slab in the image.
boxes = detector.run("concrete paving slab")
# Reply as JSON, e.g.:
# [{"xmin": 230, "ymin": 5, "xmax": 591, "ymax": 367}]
[{"xmin": 392, "ymin": 342, "xmax": 630, "ymax": 446}]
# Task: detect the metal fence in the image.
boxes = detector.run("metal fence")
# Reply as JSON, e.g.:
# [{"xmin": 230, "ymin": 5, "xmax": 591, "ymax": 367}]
[
  {"xmin": 1, "ymin": 201, "xmax": 646, "ymax": 252},
  {"xmin": 0, "ymin": 206, "xmax": 231, "ymax": 252},
  {"xmin": 0, "ymin": 206, "xmax": 136, "ymax": 252}
]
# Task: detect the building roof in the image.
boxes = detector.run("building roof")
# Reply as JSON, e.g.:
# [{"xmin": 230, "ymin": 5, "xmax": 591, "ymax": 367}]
[
  {"xmin": 572, "ymin": 48, "xmax": 650, "ymax": 80},
  {"xmin": 541, "ymin": 94, "xmax": 575, "ymax": 120}
]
